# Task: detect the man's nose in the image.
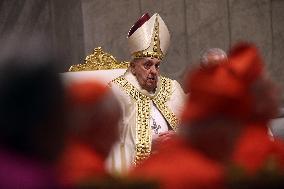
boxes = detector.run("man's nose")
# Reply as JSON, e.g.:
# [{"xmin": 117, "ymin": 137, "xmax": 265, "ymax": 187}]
[{"xmin": 150, "ymin": 66, "xmax": 158, "ymax": 74}]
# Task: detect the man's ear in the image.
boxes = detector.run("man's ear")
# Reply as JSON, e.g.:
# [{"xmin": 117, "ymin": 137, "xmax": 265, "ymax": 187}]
[{"xmin": 130, "ymin": 62, "xmax": 136, "ymax": 75}]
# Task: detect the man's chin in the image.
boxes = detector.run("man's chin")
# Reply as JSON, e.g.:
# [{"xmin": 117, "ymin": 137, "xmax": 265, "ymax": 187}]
[
  {"xmin": 146, "ymin": 84, "xmax": 157, "ymax": 92},
  {"xmin": 147, "ymin": 79, "xmax": 157, "ymax": 85}
]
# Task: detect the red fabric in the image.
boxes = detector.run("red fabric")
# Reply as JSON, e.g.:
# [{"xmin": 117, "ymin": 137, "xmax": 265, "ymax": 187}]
[
  {"xmin": 182, "ymin": 43, "xmax": 264, "ymax": 123},
  {"xmin": 228, "ymin": 43, "xmax": 263, "ymax": 84},
  {"xmin": 67, "ymin": 81, "xmax": 109, "ymax": 106},
  {"xmin": 183, "ymin": 64, "xmax": 246, "ymax": 122},
  {"xmin": 232, "ymin": 124, "xmax": 284, "ymax": 175},
  {"xmin": 130, "ymin": 138, "xmax": 225, "ymax": 189},
  {"xmin": 128, "ymin": 13, "xmax": 150, "ymax": 37},
  {"xmin": 57, "ymin": 139, "xmax": 108, "ymax": 186}
]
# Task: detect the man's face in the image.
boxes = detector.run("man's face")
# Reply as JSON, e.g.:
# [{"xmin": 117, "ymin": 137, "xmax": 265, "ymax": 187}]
[{"xmin": 131, "ymin": 57, "xmax": 161, "ymax": 92}]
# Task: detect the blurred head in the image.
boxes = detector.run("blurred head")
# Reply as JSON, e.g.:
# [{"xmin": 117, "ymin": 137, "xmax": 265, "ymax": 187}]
[
  {"xmin": 67, "ymin": 81, "xmax": 122, "ymax": 159},
  {"xmin": 130, "ymin": 57, "xmax": 161, "ymax": 92},
  {"xmin": 184, "ymin": 43, "xmax": 279, "ymax": 124},
  {"xmin": 228, "ymin": 43, "xmax": 280, "ymax": 122},
  {"xmin": 181, "ymin": 43, "xmax": 280, "ymax": 162},
  {"xmin": 181, "ymin": 61, "xmax": 245, "ymax": 162},
  {"xmin": 0, "ymin": 35, "xmax": 67, "ymax": 163},
  {"xmin": 200, "ymin": 48, "xmax": 227, "ymax": 68}
]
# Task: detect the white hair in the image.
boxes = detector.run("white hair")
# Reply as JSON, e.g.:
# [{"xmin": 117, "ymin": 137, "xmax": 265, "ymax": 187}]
[{"xmin": 200, "ymin": 48, "xmax": 227, "ymax": 64}]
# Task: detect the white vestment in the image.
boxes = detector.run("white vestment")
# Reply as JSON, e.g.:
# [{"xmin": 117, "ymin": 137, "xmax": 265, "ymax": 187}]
[{"xmin": 106, "ymin": 70, "xmax": 186, "ymax": 174}]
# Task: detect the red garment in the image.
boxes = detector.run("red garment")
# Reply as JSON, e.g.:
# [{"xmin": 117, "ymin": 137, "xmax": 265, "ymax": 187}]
[
  {"xmin": 183, "ymin": 43, "xmax": 265, "ymax": 123},
  {"xmin": 232, "ymin": 124, "xmax": 284, "ymax": 175},
  {"xmin": 130, "ymin": 138, "xmax": 225, "ymax": 189},
  {"xmin": 68, "ymin": 81, "xmax": 109, "ymax": 106},
  {"xmin": 183, "ymin": 64, "xmax": 246, "ymax": 122},
  {"xmin": 228, "ymin": 43, "xmax": 263, "ymax": 85},
  {"xmin": 58, "ymin": 139, "xmax": 108, "ymax": 186}
]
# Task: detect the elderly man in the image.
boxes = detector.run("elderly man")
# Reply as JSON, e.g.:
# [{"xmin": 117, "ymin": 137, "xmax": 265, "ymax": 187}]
[{"xmin": 107, "ymin": 13, "xmax": 186, "ymax": 174}]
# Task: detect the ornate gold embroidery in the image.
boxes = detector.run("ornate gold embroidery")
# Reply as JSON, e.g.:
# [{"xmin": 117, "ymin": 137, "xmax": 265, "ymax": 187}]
[
  {"xmin": 112, "ymin": 77, "xmax": 152, "ymax": 165},
  {"xmin": 112, "ymin": 76, "xmax": 179, "ymax": 164},
  {"xmin": 153, "ymin": 77, "xmax": 179, "ymax": 131},
  {"xmin": 69, "ymin": 47, "xmax": 129, "ymax": 72}
]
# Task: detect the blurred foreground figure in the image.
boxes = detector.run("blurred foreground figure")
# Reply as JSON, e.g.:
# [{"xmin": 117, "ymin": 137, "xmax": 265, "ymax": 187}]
[
  {"xmin": 58, "ymin": 81, "xmax": 122, "ymax": 186},
  {"xmin": 226, "ymin": 44, "xmax": 284, "ymax": 189},
  {"xmin": 131, "ymin": 43, "xmax": 284, "ymax": 189},
  {"xmin": 0, "ymin": 36, "xmax": 67, "ymax": 188}
]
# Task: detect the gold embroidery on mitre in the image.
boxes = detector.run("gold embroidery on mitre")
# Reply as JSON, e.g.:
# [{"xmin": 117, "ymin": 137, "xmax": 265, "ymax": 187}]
[
  {"xmin": 69, "ymin": 47, "xmax": 129, "ymax": 72},
  {"xmin": 111, "ymin": 76, "xmax": 179, "ymax": 164},
  {"xmin": 132, "ymin": 15, "xmax": 164, "ymax": 60}
]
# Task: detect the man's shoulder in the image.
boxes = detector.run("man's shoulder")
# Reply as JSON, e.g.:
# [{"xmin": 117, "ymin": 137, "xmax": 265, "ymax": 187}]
[
  {"xmin": 159, "ymin": 75, "xmax": 174, "ymax": 87},
  {"xmin": 108, "ymin": 76, "xmax": 124, "ymax": 91},
  {"xmin": 108, "ymin": 73, "xmax": 127, "ymax": 86},
  {"xmin": 159, "ymin": 76, "xmax": 183, "ymax": 91},
  {"xmin": 160, "ymin": 75, "xmax": 181, "ymax": 85},
  {"xmin": 108, "ymin": 76, "xmax": 132, "ymax": 101},
  {"xmin": 109, "ymin": 75, "xmax": 131, "ymax": 94},
  {"xmin": 160, "ymin": 75, "xmax": 173, "ymax": 81},
  {"xmin": 159, "ymin": 76, "xmax": 187, "ymax": 102}
]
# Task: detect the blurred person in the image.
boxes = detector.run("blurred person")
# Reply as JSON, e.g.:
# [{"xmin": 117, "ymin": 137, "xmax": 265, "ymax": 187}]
[
  {"xmin": 107, "ymin": 13, "xmax": 186, "ymax": 174},
  {"xmin": 200, "ymin": 48, "xmax": 228, "ymax": 68},
  {"xmin": 188, "ymin": 43, "xmax": 284, "ymax": 188},
  {"xmin": 0, "ymin": 35, "xmax": 67, "ymax": 188},
  {"xmin": 57, "ymin": 81, "xmax": 122, "ymax": 186},
  {"xmin": 130, "ymin": 43, "xmax": 284, "ymax": 189},
  {"xmin": 226, "ymin": 44, "xmax": 284, "ymax": 188}
]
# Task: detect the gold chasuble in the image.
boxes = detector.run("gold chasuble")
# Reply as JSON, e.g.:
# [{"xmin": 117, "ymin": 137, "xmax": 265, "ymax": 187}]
[
  {"xmin": 113, "ymin": 75, "xmax": 178, "ymax": 164},
  {"xmin": 107, "ymin": 71, "xmax": 185, "ymax": 174}
]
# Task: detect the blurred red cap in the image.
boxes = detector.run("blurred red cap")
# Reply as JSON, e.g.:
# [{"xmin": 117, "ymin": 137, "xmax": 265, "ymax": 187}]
[
  {"xmin": 228, "ymin": 42, "xmax": 263, "ymax": 84},
  {"xmin": 67, "ymin": 81, "xmax": 109, "ymax": 106},
  {"xmin": 182, "ymin": 43, "xmax": 264, "ymax": 123}
]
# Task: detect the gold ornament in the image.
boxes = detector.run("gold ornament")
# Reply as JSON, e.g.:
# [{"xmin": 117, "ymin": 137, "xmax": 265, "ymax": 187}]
[{"xmin": 69, "ymin": 47, "xmax": 129, "ymax": 72}]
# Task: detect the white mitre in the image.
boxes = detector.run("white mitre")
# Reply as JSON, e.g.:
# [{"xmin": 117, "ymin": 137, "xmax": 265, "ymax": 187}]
[{"xmin": 127, "ymin": 13, "xmax": 170, "ymax": 60}]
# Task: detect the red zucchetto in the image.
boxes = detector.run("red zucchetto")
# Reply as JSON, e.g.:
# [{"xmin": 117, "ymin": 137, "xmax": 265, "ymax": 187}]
[
  {"xmin": 228, "ymin": 43, "xmax": 263, "ymax": 84},
  {"xmin": 182, "ymin": 43, "xmax": 267, "ymax": 123}
]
